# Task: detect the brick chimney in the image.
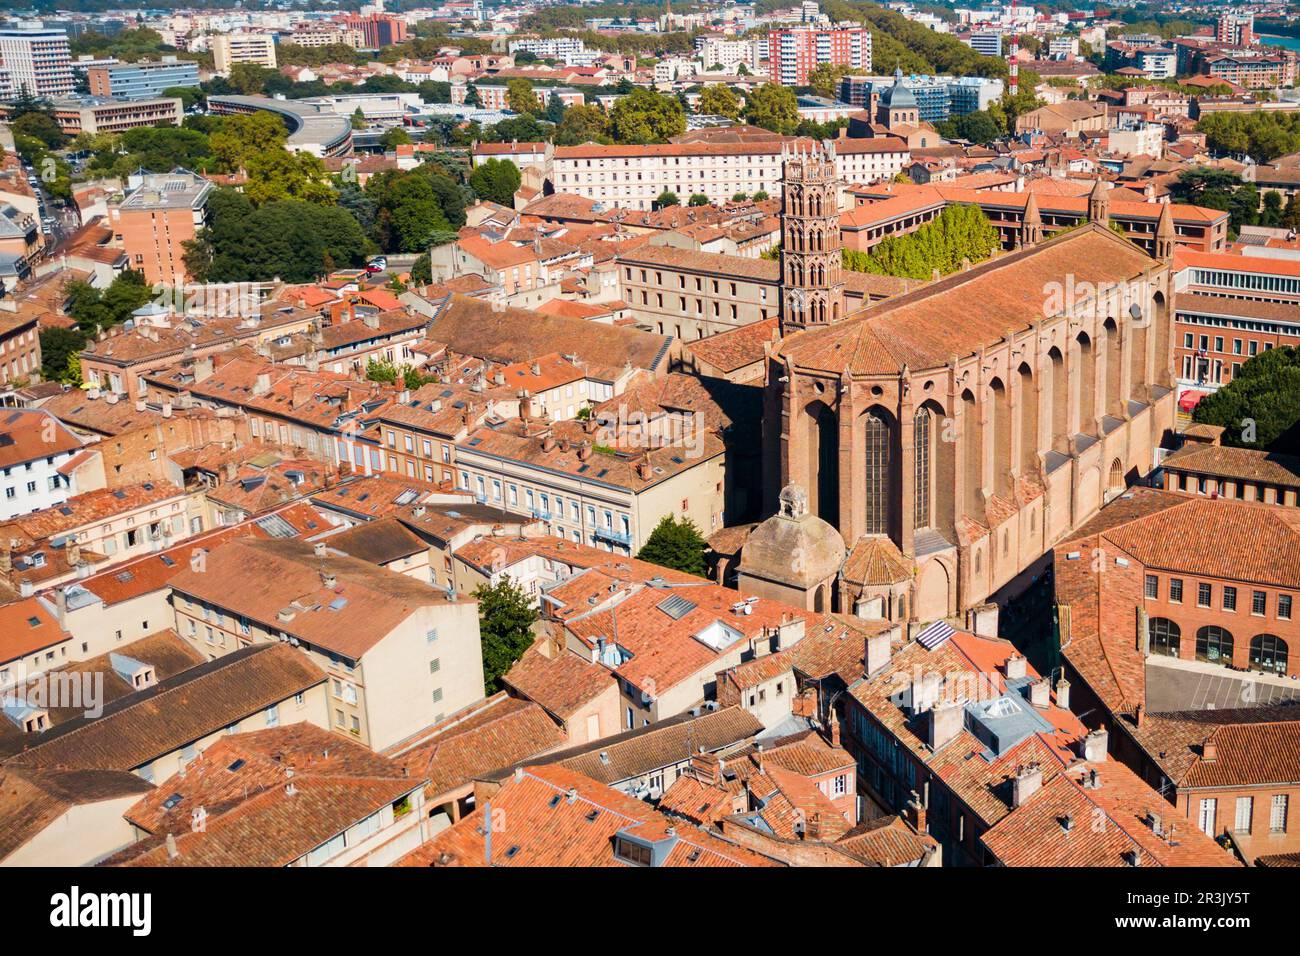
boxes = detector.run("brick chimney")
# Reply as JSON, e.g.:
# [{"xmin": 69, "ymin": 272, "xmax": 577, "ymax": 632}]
[
  {"xmin": 636, "ymin": 458, "xmax": 653, "ymax": 481},
  {"xmin": 1201, "ymin": 736, "xmax": 1217, "ymax": 762},
  {"xmin": 929, "ymin": 701, "xmax": 963, "ymax": 750},
  {"xmin": 577, "ymin": 441, "xmax": 592, "ymax": 461},
  {"xmin": 1011, "ymin": 762, "xmax": 1043, "ymax": 808},
  {"xmin": 689, "ymin": 750, "xmax": 722, "ymax": 785}
]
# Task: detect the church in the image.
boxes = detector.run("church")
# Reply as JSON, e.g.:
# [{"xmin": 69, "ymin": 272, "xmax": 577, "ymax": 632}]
[{"xmin": 736, "ymin": 140, "xmax": 1178, "ymax": 625}]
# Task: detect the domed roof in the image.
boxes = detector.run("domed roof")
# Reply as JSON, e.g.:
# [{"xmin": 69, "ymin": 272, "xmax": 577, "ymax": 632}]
[
  {"xmin": 882, "ymin": 67, "xmax": 916, "ymax": 110},
  {"xmin": 738, "ymin": 484, "xmax": 846, "ymax": 589}
]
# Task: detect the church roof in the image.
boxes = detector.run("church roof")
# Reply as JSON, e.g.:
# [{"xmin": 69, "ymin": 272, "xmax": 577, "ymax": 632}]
[{"xmin": 775, "ymin": 224, "xmax": 1157, "ymax": 376}]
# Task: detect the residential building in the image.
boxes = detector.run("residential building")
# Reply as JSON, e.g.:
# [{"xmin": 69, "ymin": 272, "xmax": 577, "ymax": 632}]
[
  {"xmin": 0, "ymin": 409, "xmax": 87, "ymax": 520},
  {"xmin": 339, "ymin": 13, "xmax": 408, "ymax": 49},
  {"xmin": 166, "ymin": 537, "xmax": 485, "ymax": 751},
  {"xmin": 108, "ymin": 167, "xmax": 213, "ymax": 285},
  {"xmin": 768, "ymin": 25, "xmax": 871, "ymax": 87},
  {"xmin": 211, "ymin": 33, "xmax": 278, "ymax": 76},
  {"xmin": 0, "ymin": 27, "xmax": 74, "ymax": 100}
]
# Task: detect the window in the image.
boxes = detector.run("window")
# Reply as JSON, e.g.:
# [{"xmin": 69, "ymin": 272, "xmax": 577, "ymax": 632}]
[
  {"xmin": 614, "ymin": 837, "xmax": 653, "ymax": 866},
  {"xmin": 426, "ymin": 629, "xmax": 438, "ymax": 644},
  {"xmin": 1235, "ymin": 796, "xmax": 1253, "ymax": 834},
  {"xmin": 1148, "ymin": 617, "xmax": 1180, "ymax": 657},
  {"xmin": 914, "ymin": 407, "xmax": 931, "ymax": 528},
  {"xmin": 1196, "ymin": 625, "xmax": 1234, "ymax": 665},
  {"xmin": 1253, "ymin": 590, "xmax": 1267, "ymax": 615},
  {"xmin": 1169, "ymin": 578, "xmax": 1183, "ymax": 603},
  {"xmin": 1281, "ymin": 595, "xmax": 1293, "ymax": 620},
  {"xmin": 1144, "ymin": 574, "xmax": 1158, "ymax": 599},
  {"xmin": 864, "ymin": 412, "xmax": 891, "ymax": 535},
  {"xmin": 265, "ymin": 704, "xmax": 279, "ymax": 727},
  {"xmin": 832, "ymin": 774, "xmax": 847, "ymax": 796},
  {"xmin": 431, "ymin": 687, "xmax": 443, "ymax": 704},
  {"xmin": 429, "ymin": 658, "xmax": 440, "ymax": 674},
  {"xmin": 1197, "ymin": 583, "xmax": 1211, "ymax": 608},
  {"xmin": 1223, "ymin": 586, "xmax": 1237, "ymax": 611},
  {"xmin": 1249, "ymin": 634, "xmax": 1288, "ymax": 675},
  {"xmin": 1198, "ymin": 797, "xmax": 1217, "ymax": 837},
  {"xmin": 1271, "ymin": 794, "xmax": 1289, "ymax": 833}
]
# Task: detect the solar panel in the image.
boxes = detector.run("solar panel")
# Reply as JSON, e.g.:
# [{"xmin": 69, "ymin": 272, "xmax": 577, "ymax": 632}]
[
  {"xmin": 656, "ymin": 594, "xmax": 697, "ymax": 620},
  {"xmin": 917, "ymin": 620, "xmax": 954, "ymax": 650}
]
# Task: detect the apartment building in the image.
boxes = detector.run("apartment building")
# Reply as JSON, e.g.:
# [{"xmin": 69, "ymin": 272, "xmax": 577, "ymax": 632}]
[
  {"xmin": 339, "ymin": 13, "xmax": 408, "ymax": 49},
  {"xmin": 211, "ymin": 33, "xmax": 278, "ymax": 76},
  {"xmin": 0, "ymin": 409, "xmax": 88, "ymax": 520},
  {"xmin": 0, "ymin": 27, "xmax": 74, "ymax": 100},
  {"xmin": 167, "ymin": 537, "xmax": 485, "ymax": 751},
  {"xmin": 768, "ymin": 25, "xmax": 871, "ymax": 87},
  {"xmin": 0, "ymin": 309, "xmax": 40, "ymax": 388},
  {"xmin": 550, "ymin": 137, "xmax": 909, "ymax": 211},
  {"xmin": 86, "ymin": 57, "xmax": 200, "ymax": 101},
  {"xmin": 109, "ymin": 167, "xmax": 212, "ymax": 285}
]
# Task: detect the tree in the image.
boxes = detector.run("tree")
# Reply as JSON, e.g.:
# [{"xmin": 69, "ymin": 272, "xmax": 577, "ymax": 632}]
[
  {"xmin": 409, "ymin": 251, "xmax": 433, "ymax": 286},
  {"xmin": 63, "ymin": 270, "xmax": 152, "ymax": 333},
  {"xmin": 842, "ymin": 203, "xmax": 1000, "ymax": 280},
  {"xmin": 209, "ymin": 111, "xmax": 288, "ymax": 172},
  {"xmin": 743, "ymin": 83, "xmax": 799, "ymax": 135},
  {"xmin": 39, "ymin": 328, "xmax": 87, "ymax": 382},
  {"xmin": 808, "ymin": 63, "xmax": 856, "ymax": 100},
  {"xmin": 380, "ymin": 126, "xmax": 412, "ymax": 149},
  {"xmin": 697, "ymin": 83, "xmax": 740, "ymax": 120},
  {"xmin": 464, "ymin": 82, "xmax": 482, "ymax": 108},
  {"xmin": 636, "ymin": 515, "xmax": 707, "ymax": 577},
  {"xmin": 554, "ymin": 103, "xmax": 610, "ymax": 145},
  {"xmin": 351, "ymin": 107, "xmax": 367, "ymax": 130},
  {"xmin": 732, "ymin": 192, "xmax": 749, "ymax": 202},
  {"xmin": 244, "ymin": 148, "xmax": 335, "ymax": 206},
  {"xmin": 506, "ymin": 78, "xmax": 542, "ymax": 116},
  {"xmin": 468, "ymin": 158, "xmax": 522, "ymax": 206},
  {"xmin": 1192, "ymin": 346, "xmax": 1300, "ymax": 455},
  {"xmin": 688, "ymin": 193, "xmax": 710, "ymax": 206},
  {"xmin": 544, "ymin": 91, "xmax": 567, "ymax": 124},
  {"xmin": 474, "ymin": 578, "xmax": 539, "ymax": 693},
  {"xmin": 228, "ymin": 63, "xmax": 274, "ymax": 95},
  {"xmin": 608, "ymin": 87, "xmax": 686, "ymax": 145},
  {"xmin": 936, "ymin": 109, "xmax": 1001, "ymax": 145},
  {"xmin": 12, "ymin": 110, "xmax": 66, "ymax": 149},
  {"xmin": 162, "ymin": 84, "xmax": 201, "ymax": 112},
  {"xmin": 753, "ymin": 190, "xmax": 769, "ymax": 201},
  {"xmin": 656, "ymin": 190, "xmax": 680, "ymax": 207}
]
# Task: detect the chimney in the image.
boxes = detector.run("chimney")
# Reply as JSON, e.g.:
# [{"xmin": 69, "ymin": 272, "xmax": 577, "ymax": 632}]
[
  {"xmin": 905, "ymin": 791, "xmax": 926, "ymax": 832},
  {"xmin": 165, "ymin": 833, "xmax": 179, "ymax": 860},
  {"xmin": 1082, "ymin": 728, "xmax": 1109, "ymax": 763},
  {"xmin": 253, "ymin": 373, "xmax": 272, "ymax": 396},
  {"xmin": 1135, "ymin": 703, "xmax": 1145, "ymax": 728},
  {"xmin": 106, "ymin": 392, "xmax": 120, "ymax": 405},
  {"xmin": 577, "ymin": 441, "xmax": 593, "ymax": 461},
  {"xmin": 321, "ymin": 571, "xmax": 337, "ymax": 589},
  {"xmin": 0, "ymin": 544, "xmax": 10, "ymax": 573},
  {"xmin": 291, "ymin": 383, "xmax": 310, "ymax": 409},
  {"xmin": 865, "ymin": 632, "xmax": 891, "ymax": 677},
  {"xmin": 690, "ymin": 750, "xmax": 722, "ymax": 785},
  {"xmin": 636, "ymin": 459, "xmax": 653, "ymax": 481},
  {"xmin": 67, "ymin": 544, "xmax": 80, "ymax": 567},
  {"xmin": 541, "ymin": 433, "xmax": 556, "ymax": 452},
  {"xmin": 1029, "ymin": 679, "xmax": 1050, "ymax": 709},
  {"xmin": 1011, "ymin": 762, "xmax": 1043, "ymax": 808},
  {"xmin": 19, "ymin": 580, "xmax": 33, "ymax": 598},
  {"xmin": 135, "ymin": 398, "xmax": 146, "ymax": 412},
  {"xmin": 162, "ymin": 401, "xmax": 173, "ymax": 419},
  {"xmin": 1055, "ymin": 677, "xmax": 1071, "ymax": 710},
  {"xmin": 53, "ymin": 587, "xmax": 68, "ymax": 624},
  {"xmin": 1005, "ymin": 653, "xmax": 1027, "ymax": 680},
  {"xmin": 929, "ymin": 701, "xmax": 963, "ymax": 750},
  {"xmin": 1201, "ymin": 737, "xmax": 1217, "ymax": 763},
  {"xmin": 193, "ymin": 356, "xmax": 214, "ymax": 383},
  {"xmin": 223, "ymin": 461, "xmax": 238, "ymax": 482},
  {"xmin": 314, "ymin": 542, "xmax": 327, "ymax": 558}
]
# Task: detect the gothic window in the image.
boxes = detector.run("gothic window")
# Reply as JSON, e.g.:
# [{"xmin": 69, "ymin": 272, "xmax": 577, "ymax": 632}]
[
  {"xmin": 914, "ymin": 407, "xmax": 931, "ymax": 529},
  {"xmin": 865, "ymin": 412, "xmax": 891, "ymax": 535}
]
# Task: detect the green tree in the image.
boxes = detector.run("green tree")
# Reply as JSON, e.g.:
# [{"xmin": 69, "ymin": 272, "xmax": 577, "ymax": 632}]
[
  {"xmin": 474, "ymin": 578, "xmax": 539, "ymax": 693},
  {"xmin": 636, "ymin": 515, "xmax": 707, "ymax": 577},
  {"xmin": 842, "ymin": 203, "xmax": 1000, "ymax": 280},
  {"xmin": 380, "ymin": 126, "xmax": 412, "ymax": 149},
  {"xmin": 506, "ymin": 78, "xmax": 542, "ymax": 116},
  {"xmin": 1192, "ymin": 346, "xmax": 1300, "ymax": 455},
  {"xmin": 464, "ymin": 82, "xmax": 482, "ymax": 108},
  {"xmin": 936, "ymin": 109, "xmax": 1001, "ymax": 145},
  {"xmin": 743, "ymin": 83, "xmax": 799, "ymax": 135},
  {"xmin": 39, "ymin": 327, "xmax": 87, "ymax": 382},
  {"xmin": 468, "ymin": 157, "xmax": 522, "ymax": 206},
  {"xmin": 609, "ymin": 87, "xmax": 686, "ymax": 145},
  {"xmin": 808, "ymin": 63, "xmax": 857, "ymax": 100},
  {"xmin": 63, "ymin": 270, "xmax": 152, "ymax": 333},
  {"xmin": 688, "ymin": 193, "xmax": 709, "ymax": 206},
  {"xmin": 697, "ymin": 83, "xmax": 740, "ymax": 120},
  {"xmin": 656, "ymin": 189, "xmax": 680, "ymax": 207},
  {"xmin": 12, "ymin": 110, "xmax": 66, "ymax": 149},
  {"xmin": 162, "ymin": 84, "xmax": 202, "ymax": 111},
  {"xmin": 351, "ymin": 107, "xmax": 367, "ymax": 130},
  {"xmin": 244, "ymin": 149, "xmax": 335, "ymax": 206},
  {"xmin": 554, "ymin": 103, "xmax": 610, "ymax": 145},
  {"xmin": 753, "ymin": 190, "xmax": 769, "ymax": 201}
]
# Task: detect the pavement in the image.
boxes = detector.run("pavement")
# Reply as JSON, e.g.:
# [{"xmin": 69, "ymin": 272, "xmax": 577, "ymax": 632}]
[{"xmin": 1145, "ymin": 655, "xmax": 1300, "ymax": 712}]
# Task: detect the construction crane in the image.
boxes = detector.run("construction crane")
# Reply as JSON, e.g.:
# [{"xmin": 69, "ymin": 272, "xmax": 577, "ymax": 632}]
[{"xmin": 1008, "ymin": 0, "xmax": 1019, "ymax": 97}]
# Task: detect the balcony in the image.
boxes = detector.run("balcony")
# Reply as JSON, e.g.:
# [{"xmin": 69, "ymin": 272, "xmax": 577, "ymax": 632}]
[{"xmin": 593, "ymin": 525, "xmax": 632, "ymax": 546}]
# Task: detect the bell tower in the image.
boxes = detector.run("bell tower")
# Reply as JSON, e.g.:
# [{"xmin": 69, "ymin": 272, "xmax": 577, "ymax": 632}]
[{"xmin": 779, "ymin": 140, "xmax": 846, "ymax": 336}]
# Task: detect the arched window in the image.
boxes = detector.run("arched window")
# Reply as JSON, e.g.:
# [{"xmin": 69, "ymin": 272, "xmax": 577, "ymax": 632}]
[
  {"xmin": 1196, "ymin": 625, "xmax": 1234, "ymax": 665},
  {"xmin": 1149, "ymin": 617, "xmax": 1180, "ymax": 657},
  {"xmin": 864, "ymin": 412, "xmax": 891, "ymax": 535},
  {"xmin": 913, "ymin": 406, "xmax": 931, "ymax": 529},
  {"xmin": 1108, "ymin": 458, "xmax": 1124, "ymax": 492},
  {"xmin": 1250, "ymin": 634, "xmax": 1288, "ymax": 675}
]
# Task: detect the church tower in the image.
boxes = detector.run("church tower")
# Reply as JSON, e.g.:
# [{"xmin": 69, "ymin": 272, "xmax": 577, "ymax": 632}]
[{"xmin": 779, "ymin": 140, "xmax": 846, "ymax": 335}]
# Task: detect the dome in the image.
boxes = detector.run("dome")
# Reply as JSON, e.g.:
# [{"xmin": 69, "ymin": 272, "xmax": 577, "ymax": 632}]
[
  {"xmin": 882, "ymin": 74, "xmax": 916, "ymax": 110},
  {"xmin": 738, "ymin": 484, "xmax": 846, "ymax": 589}
]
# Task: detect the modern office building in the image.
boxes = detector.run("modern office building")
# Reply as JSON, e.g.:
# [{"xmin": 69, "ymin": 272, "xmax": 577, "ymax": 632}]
[{"xmin": 86, "ymin": 57, "xmax": 199, "ymax": 102}]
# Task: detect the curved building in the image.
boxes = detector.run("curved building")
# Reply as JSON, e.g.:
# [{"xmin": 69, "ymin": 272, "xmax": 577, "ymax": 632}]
[{"xmin": 206, "ymin": 94, "xmax": 353, "ymax": 158}]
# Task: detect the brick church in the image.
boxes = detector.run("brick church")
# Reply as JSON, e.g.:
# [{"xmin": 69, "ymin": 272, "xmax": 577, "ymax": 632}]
[{"xmin": 736, "ymin": 140, "xmax": 1179, "ymax": 625}]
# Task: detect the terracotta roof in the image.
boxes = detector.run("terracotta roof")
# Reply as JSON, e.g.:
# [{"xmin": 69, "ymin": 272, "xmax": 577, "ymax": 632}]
[
  {"xmin": 5, "ymin": 644, "xmax": 325, "ymax": 773},
  {"xmin": 1161, "ymin": 443, "xmax": 1300, "ymax": 488},
  {"xmin": 385, "ymin": 692, "xmax": 565, "ymax": 798},
  {"xmin": 0, "ymin": 766, "xmax": 153, "ymax": 861},
  {"xmin": 1126, "ymin": 706, "xmax": 1300, "ymax": 791},
  {"xmin": 324, "ymin": 516, "xmax": 427, "ymax": 565},
  {"xmin": 834, "ymin": 815, "xmax": 938, "ymax": 866},
  {"xmin": 685, "ymin": 318, "xmax": 779, "ymax": 372},
  {"xmin": 167, "ymin": 538, "xmax": 461, "ymax": 660},
  {"xmin": 0, "ymin": 408, "xmax": 83, "ymax": 470},
  {"xmin": 398, "ymin": 763, "xmax": 779, "ymax": 867},
  {"xmin": 502, "ymin": 643, "xmax": 616, "ymax": 720}
]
